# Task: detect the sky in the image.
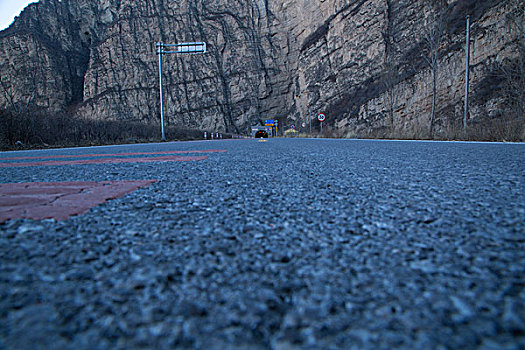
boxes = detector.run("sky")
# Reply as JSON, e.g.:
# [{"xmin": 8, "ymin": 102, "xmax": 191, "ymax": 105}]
[{"xmin": 0, "ymin": 0, "xmax": 37, "ymax": 31}]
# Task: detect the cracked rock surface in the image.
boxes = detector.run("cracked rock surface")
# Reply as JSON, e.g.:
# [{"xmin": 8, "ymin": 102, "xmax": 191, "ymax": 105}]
[{"xmin": 1, "ymin": 139, "xmax": 524, "ymax": 349}]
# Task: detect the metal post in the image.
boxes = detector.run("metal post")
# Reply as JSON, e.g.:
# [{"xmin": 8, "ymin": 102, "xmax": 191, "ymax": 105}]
[
  {"xmin": 155, "ymin": 41, "xmax": 206, "ymax": 141},
  {"xmin": 463, "ymin": 16, "xmax": 470, "ymax": 131},
  {"xmin": 157, "ymin": 42, "xmax": 166, "ymax": 141},
  {"xmin": 309, "ymin": 115, "xmax": 312, "ymax": 134},
  {"xmin": 320, "ymin": 122, "xmax": 323, "ymax": 134}
]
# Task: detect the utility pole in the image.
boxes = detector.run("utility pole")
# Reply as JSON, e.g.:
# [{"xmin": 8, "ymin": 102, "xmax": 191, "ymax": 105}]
[
  {"xmin": 463, "ymin": 15, "xmax": 470, "ymax": 131},
  {"xmin": 156, "ymin": 41, "xmax": 206, "ymax": 141}
]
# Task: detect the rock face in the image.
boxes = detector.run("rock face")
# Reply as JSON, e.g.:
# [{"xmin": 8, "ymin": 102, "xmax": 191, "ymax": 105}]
[{"xmin": 0, "ymin": 0, "xmax": 522, "ymax": 137}]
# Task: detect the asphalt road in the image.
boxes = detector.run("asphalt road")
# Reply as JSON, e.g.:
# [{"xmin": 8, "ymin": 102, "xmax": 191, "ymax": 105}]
[{"xmin": 1, "ymin": 138, "xmax": 524, "ymax": 349}]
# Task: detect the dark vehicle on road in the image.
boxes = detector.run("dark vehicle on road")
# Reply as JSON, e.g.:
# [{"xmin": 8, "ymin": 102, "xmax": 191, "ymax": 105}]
[{"xmin": 255, "ymin": 130, "xmax": 268, "ymax": 138}]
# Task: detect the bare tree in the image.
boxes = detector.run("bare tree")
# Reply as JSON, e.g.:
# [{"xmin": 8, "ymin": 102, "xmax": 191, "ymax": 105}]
[
  {"xmin": 501, "ymin": 1, "xmax": 525, "ymax": 125},
  {"xmin": 0, "ymin": 79, "xmax": 18, "ymax": 113},
  {"xmin": 421, "ymin": 4, "xmax": 447, "ymax": 137},
  {"xmin": 382, "ymin": 64, "xmax": 397, "ymax": 129},
  {"xmin": 381, "ymin": 0, "xmax": 398, "ymax": 131}
]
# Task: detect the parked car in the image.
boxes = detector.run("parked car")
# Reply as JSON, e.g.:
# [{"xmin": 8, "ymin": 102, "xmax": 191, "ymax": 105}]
[{"xmin": 255, "ymin": 130, "xmax": 269, "ymax": 138}]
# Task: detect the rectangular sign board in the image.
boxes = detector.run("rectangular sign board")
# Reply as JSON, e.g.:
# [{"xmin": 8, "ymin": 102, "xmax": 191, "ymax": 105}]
[
  {"xmin": 265, "ymin": 119, "xmax": 275, "ymax": 126},
  {"xmin": 178, "ymin": 42, "xmax": 206, "ymax": 53},
  {"xmin": 164, "ymin": 42, "xmax": 207, "ymax": 54}
]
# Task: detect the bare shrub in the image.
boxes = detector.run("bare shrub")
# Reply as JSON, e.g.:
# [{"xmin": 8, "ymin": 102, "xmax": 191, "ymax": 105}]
[
  {"xmin": 499, "ymin": 2, "xmax": 525, "ymax": 138},
  {"xmin": 0, "ymin": 108, "xmax": 209, "ymax": 150},
  {"xmin": 421, "ymin": 1, "xmax": 448, "ymax": 137}
]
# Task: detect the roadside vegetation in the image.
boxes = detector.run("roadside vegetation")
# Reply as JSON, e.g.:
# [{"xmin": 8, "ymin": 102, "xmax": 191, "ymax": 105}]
[
  {"xmin": 284, "ymin": 115, "xmax": 525, "ymax": 142},
  {"xmin": 0, "ymin": 109, "xmax": 223, "ymax": 151}
]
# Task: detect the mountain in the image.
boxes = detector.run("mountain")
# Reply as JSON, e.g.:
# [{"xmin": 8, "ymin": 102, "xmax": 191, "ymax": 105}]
[{"xmin": 0, "ymin": 0, "xmax": 523, "ymax": 139}]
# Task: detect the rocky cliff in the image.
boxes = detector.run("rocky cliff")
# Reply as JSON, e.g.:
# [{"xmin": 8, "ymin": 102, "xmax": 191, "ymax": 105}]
[{"xmin": 0, "ymin": 0, "xmax": 523, "ymax": 138}]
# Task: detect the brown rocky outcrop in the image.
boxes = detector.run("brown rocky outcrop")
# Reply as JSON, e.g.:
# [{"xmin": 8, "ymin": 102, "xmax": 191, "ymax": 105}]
[
  {"xmin": 286, "ymin": 0, "xmax": 523, "ymax": 138},
  {"xmin": 0, "ymin": 0, "xmax": 523, "ymax": 138}
]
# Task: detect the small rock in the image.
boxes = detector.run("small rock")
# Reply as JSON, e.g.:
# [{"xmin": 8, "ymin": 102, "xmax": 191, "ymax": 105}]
[
  {"xmin": 502, "ymin": 298, "xmax": 525, "ymax": 332},
  {"xmin": 177, "ymin": 300, "xmax": 207, "ymax": 317},
  {"xmin": 450, "ymin": 296, "xmax": 474, "ymax": 322},
  {"xmin": 17, "ymin": 224, "xmax": 45, "ymax": 235},
  {"xmin": 65, "ymin": 266, "xmax": 95, "ymax": 280}
]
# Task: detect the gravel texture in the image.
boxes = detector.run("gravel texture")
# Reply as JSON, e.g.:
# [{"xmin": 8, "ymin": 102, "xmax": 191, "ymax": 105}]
[{"xmin": 1, "ymin": 139, "xmax": 524, "ymax": 349}]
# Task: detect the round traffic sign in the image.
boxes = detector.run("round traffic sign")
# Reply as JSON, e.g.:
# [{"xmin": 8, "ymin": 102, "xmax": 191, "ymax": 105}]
[{"xmin": 317, "ymin": 113, "xmax": 326, "ymax": 122}]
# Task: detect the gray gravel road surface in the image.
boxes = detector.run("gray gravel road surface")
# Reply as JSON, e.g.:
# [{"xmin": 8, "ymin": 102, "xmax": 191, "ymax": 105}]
[{"xmin": 1, "ymin": 138, "xmax": 524, "ymax": 349}]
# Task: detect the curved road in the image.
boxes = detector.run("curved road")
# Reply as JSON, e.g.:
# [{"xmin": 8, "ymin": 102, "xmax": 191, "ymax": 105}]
[{"xmin": 1, "ymin": 138, "xmax": 524, "ymax": 349}]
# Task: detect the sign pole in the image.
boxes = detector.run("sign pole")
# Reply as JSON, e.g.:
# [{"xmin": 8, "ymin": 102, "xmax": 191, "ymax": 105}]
[
  {"xmin": 155, "ymin": 41, "xmax": 206, "ymax": 141},
  {"xmin": 316, "ymin": 113, "xmax": 326, "ymax": 135},
  {"xmin": 157, "ymin": 42, "xmax": 166, "ymax": 141},
  {"xmin": 463, "ymin": 15, "xmax": 470, "ymax": 131}
]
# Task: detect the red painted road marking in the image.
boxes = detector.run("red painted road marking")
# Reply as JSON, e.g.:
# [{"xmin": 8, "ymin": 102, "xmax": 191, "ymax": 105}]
[
  {"xmin": 0, "ymin": 149, "xmax": 226, "ymax": 161},
  {"xmin": 0, "ymin": 180, "xmax": 156, "ymax": 222},
  {"xmin": 0, "ymin": 155, "xmax": 209, "ymax": 168}
]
